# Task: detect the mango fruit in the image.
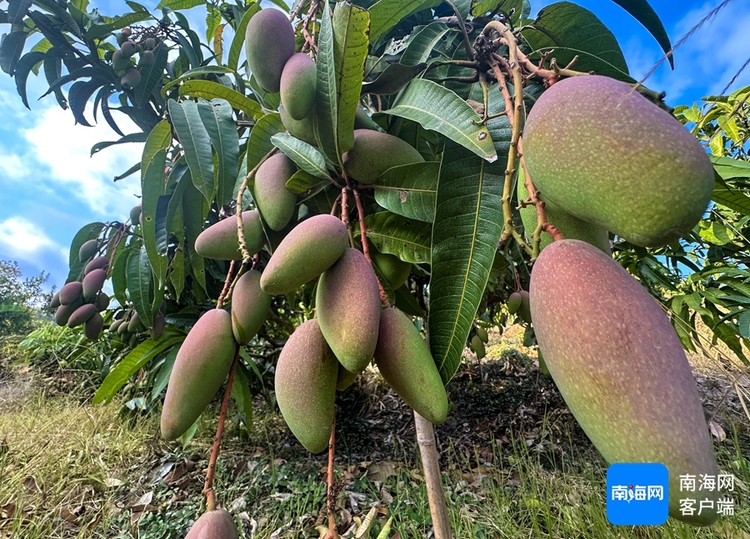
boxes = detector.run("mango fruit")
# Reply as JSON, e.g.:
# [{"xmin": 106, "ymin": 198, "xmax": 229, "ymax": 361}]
[
  {"xmin": 67, "ymin": 303, "xmax": 97, "ymax": 328},
  {"xmin": 84, "ymin": 256, "xmax": 109, "ymax": 275},
  {"xmin": 470, "ymin": 335, "xmax": 486, "ymax": 359},
  {"xmin": 138, "ymin": 50, "xmax": 154, "ymax": 67},
  {"xmin": 112, "ymin": 49, "xmax": 130, "ymax": 72},
  {"xmin": 316, "ymin": 248, "xmax": 381, "ymax": 374},
  {"xmin": 260, "ymin": 214, "xmax": 348, "ymax": 295},
  {"xmin": 343, "ymin": 130, "xmax": 424, "ymax": 184},
  {"xmin": 254, "ymin": 153, "xmax": 297, "ymax": 231},
  {"xmin": 120, "ymin": 41, "xmax": 137, "ymax": 58},
  {"xmin": 94, "ymin": 292, "xmax": 110, "ymax": 312},
  {"xmin": 150, "ymin": 312, "xmax": 165, "ymax": 341},
  {"xmin": 275, "ymin": 319, "xmax": 338, "ymax": 453},
  {"xmin": 55, "ymin": 299, "xmax": 82, "ymax": 326},
  {"xmin": 518, "ymin": 290, "xmax": 531, "ymax": 324},
  {"xmin": 529, "ymin": 239, "xmax": 719, "ymax": 525},
  {"xmin": 161, "ymin": 309, "xmax": 236, "ymax": 441},
  {"xmin": 517, "ymin": 179, "xmax": 610, "ymax": 253},
  {"xmin": 84, "ymin": 312, "xmax": 103, "ymax": 341},
  {"xmin": 59, "ymin": 281, "xmax": 83, "ymax": 305},
  {"xmin": 476, "ymin": 327, "xmax": 489, "ymax": 343},
  {"xmin": 245, "ymin": 8, "xmax": 295, "ymax": 93},
  {"xmin": 231, "ymin": 270, "xmax": 271, "ymax": 345},
  {"xmin": 370, "ymin": 247, "xmax": 411, "ymax": 289},
  {"xmin": 49, "ymin": 291, "xmax": 61, "ymax": 309},
  {"xmin": 184, "ymin": 508, "xmax": 239, "ymax": 539},
  {"xmin": 354, "ymin": 106, "xmax": 380, "ymax": 131},
  {"xmin": 280, "ymin": 105, "xmax": 317, "ymax": 145},
  {"xmin": 506, "ymin": 291, "xmax": 522, "ymax": 314},
  {"xmin": 522, "ymin": 75, "xmax": 714, "ymax": 247},
  {"xmin": 82, "ymin": 268, "xmax": 107, "ymax": 302},
  {"xmin": 373, "ymin": 307, "xmax": 448, "ymax": 424},
  {"xmin": 195, "ymin": 210, "xmax": 265, "ymax": 260},
  {"xmin": 127, "ymin": 312, "xmax": 144, "ymax": 333},
  {"xmin": 79, "ymin": 239, "xmax": 98, "ymax": 261},
  {"xmin": 121, "ymin": 68, "xmax": 142, "ymax": 90},
  {"xmin": 280, "ymin": 53, "xmax": 317, "ymax": 120},
  {"xmin": 130, "ymin": 204, "xmax": 142, "ymax": 225},
  {"xmin": 336, "ymin": 362, "xmax": 359, "ymax": 391}
]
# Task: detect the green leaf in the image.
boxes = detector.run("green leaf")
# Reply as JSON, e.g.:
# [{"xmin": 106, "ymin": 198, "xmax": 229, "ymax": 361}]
[
  {"xmin": 111, "ymin": 244, "xmax": 130, "ymax": 308},
  {"xmin": 151, "ymin": 346, "xmax": 177, "ymax": 400},
  {"xmin": 373, "ymin": 161, "xmax": 438, "ymax": 222},
  {"xmin": 228, "ymin": 4, "xmax": 261, "ymax": 71},
  {"xmin": 233, "ymin": 363, "xmax": 255, "ymax": 434},
  {"xmin": 369, "ymin": 0, "xmax": 434, "ymax": 41},
  {"xmin": 169, "ymin": 99, "xmax": 215, "ymax": 204},
  {"xmin": 711, "ymin": 174, "xmax": 750, "ymax": 214},
  {"xmin": 141, "ymin": 119, "xmax": 172, "ymax": 172},
  {"xmin": 361, "ymin": 62, "xmax": 428, "ymax": 95},
  {"xmin": 127, "ymin": 245, "xmax": 154, "ymax": 328},
  {"xmin": 156, "ymin": 0, "xmax": 204, "ymax": 9},
  {"xmin": 401, "ymin": 22, "xmax": 452, "ymax": 66},
  {"xmin": 66, "ymin": 222, "xmax": 105, "ymax": 282},
  {"xmin": 699, "ymin": 221, "xmax": 734, "ymax": 246},
  {"xmin": 705, "ymin": 316, "xmax": 748, "ymax": 365},
  {"xmin": 739, "ymin": 311, "xmax": 750, "ymax": 340},
  {"xmin": 69, "ymin": 78, "xmax": 109, "ymax": 127},
  {"xmin": 313, "ymin": 0, "xmax": 340, "ymax": 165},
  {"xmin": 134, "ymin": 41, "xmax": 168, "ymax": 107},
  {"xmin": 182, "ymin": 177, "xmax": 208, "ymax": 293},
  {"xmin": 363, "ymin": 212, "xmax": 431, "ymax": 264},
  {"xmin": 521, "ymin": 2, "xmax": 631, "ymax": 80},
  {"xmin": 271, "ymin": 133, "xmax": 330, "ymax": 179},
  {"xmin": 205, "ymin": 3, "xmax": 221, "ymax": 43},
  {"xmin": 0, "ymin": 31, "xmax": 29, "ymax": 75},
  {"xmin": 91, "ymin": 132, "xmax": 149, "ymax": 156},
  {"xmin": 333, "ymin": 1, "xmax": 370, "ymax": 154},
  {"xmin": 285, "ymin": 169, "xmax": 327, "ymax": 194},
  {"xmin": 446, "ymin": 0, "xmax": 471, "ymax": 20},
  {"xmin": 384, "ymin": 78, "xmax": 497, "ymax": 162},
  {"xmin": 13, "ymin": 52, "xmax": 46, "ymax": 108},
  {"xmin": 85, "ymin": 11, "xmax": 151, "ymax": 40},
  {"xmin": 395, "ymin": 284, "xmax": 423, "ymax": 317},
  {"xmin": 428, "ymin": 142, "xmax": 505, "ymax": 383},
  {"xmin": 93, "ymin": 332, "xmax": 184, "ymax": 403},
  {"xmin": 179, "ymin": 80, "xmax": 263, "ymax": 119},
  {"xmin": 610, "ymin": 0, "xmax": 672, "ymax": 67},
  {"xmin": 197, "ymin": 99, "xmax": 240, "ymax": 206},
  {"xmin": 711, "ymin": 155, "xmax": 750, "ymax": 180},
  {"xmin": 161, "ymin": 66, "xmax": 237, "ymax": 96},
  {"xmin": 141, "ymin": 149, "xmax": 169, "ymax": 290}
]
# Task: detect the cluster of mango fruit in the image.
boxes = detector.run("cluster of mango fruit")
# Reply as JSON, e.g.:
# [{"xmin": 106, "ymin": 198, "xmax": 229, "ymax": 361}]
[
  {"xmin": 111, "ymin": 27, "xmax": 159, "ymax": 90},
  {"xmin": 50, "ymin": 239, "xmax": 109, "ymax": 340},
  {"xmin": 518, "ymin": 75, "xmax": 719, "ymax": 526}
]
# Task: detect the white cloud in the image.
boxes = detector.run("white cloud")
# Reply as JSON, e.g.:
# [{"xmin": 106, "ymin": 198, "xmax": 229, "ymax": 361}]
[
  {"xmin": 0, "ymin": 216, "xmax": 68, "ymax": 265},
  {"xmin": 22, "ymin": 106, "xmax": 145, "ymax": 218},
  {"xmin": 0, "ymin": 146, "xmax": 25, "ymax": 179}
]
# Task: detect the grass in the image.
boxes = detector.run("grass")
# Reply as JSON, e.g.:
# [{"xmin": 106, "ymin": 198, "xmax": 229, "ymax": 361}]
[{"xmin": 0, "ymin": 325, "xmax": 748, "ymax": 538}]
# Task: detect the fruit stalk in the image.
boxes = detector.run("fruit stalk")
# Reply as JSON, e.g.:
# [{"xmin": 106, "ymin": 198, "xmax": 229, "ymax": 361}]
[
  {"xmin": 216, "ymin": 260, "xmax": 237, "ymax": 309},
  {"xmin": 414, "ymin": 411, "xmax": 452, "ymax": 539},
  {"xmin": 236, "ymin": 149, "xmax": 277, "ymax": 263},
  {"xmin": 325, "ymin": 418, "xmax": 337, "ymax": 538},
  {"xmin": 353, "ymin": 187, "xmax": 390, "ymax": 307},
  {"xmin": 203, "ymin": 343, "xmax": 240, "ymax": 512}
]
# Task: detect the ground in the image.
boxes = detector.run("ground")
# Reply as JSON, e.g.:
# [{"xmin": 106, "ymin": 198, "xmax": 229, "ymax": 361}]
[{"xmin": 0, "ymin": 326, "xmax": 748, "ymax": 538}]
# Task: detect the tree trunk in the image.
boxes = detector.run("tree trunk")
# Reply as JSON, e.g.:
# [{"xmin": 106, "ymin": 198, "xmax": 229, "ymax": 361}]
[{"xmin": 414, "ymin": 411, "xmax": 452, "ymax": 539}]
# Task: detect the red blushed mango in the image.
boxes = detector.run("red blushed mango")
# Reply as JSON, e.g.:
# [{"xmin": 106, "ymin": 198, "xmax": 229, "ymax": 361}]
[
  {"xmin": 280, "ymin": 53, "xmax": 317, "ymax": 120},
  {"xmin": 184, "ymin": 509, "xmax": 238, "ymax": 539},
  {"xmin": 160, "ymin": 309, "xmax": 236, "ymax": 441},
  {"xmin": 529, "ymin": 239, "xmax": 719, "ymax": 525},
  {"xmin": 342, "ymin": 130, "xmax": 424, "ymax": 185},
  {"xmin": 254, "ymin": 153, "xmax": 297, "ymax": 231},
  {"xmin": 194, "ymin": 210, "xmax": 264, "ymax": 261},
  {"xmin": 245, "ymin": 8, "xmax": 295, "ymax": 93},
  {"xmin": 275, "ymin": 319, "xmax": 338, "ymax": 453},
  {"xmin": 231, "ymin": 270, "xmax": 271, "ymax": 345}
]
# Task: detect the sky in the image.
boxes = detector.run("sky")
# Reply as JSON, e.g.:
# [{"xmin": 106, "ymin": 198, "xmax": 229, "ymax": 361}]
[{"xmin": 0, "ymin": 0, "xmax": 748, "ymax": 293}]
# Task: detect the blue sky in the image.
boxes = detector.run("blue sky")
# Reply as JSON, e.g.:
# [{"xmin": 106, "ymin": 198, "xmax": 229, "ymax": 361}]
[{"xmin": 0, "ymin": 0, "xmax": 748, "ymax": 293}]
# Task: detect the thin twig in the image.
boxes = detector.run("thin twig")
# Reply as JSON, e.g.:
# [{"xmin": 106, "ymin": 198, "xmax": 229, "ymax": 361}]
[
  {"xmin": 216, "ymin": 260, "xmax": 237, "ymax": 309},
  {"xmin": 352, "ymin": 188, "xmax": 390, "ymax": 307},
  {"xmin": 325, "ymin": 418, "xmax": 337, "ymax": 538}
]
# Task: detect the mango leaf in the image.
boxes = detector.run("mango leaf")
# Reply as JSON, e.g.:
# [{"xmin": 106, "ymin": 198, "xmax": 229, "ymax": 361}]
[
  {"xmin": 395, "ymin": 284, "xmax": 423, "ymax": 317},
  {"xmin": 66, "ymin": 222, "xmax": 105, "ymax": 283},
  {"xmin": 610, "ymin": 0, "xmax": 672, "ymax": 67},
  {"xmin": 69, "ymin": 78, "xmax": 108, "ymax": 126},
  {"xmin": 361, "ymin": 62, "xmax": 427, "ymax": 95},
  {"xmin": 401, "ymin": 22, "xmax": 452, "ymax": 66},
  {"xmin": 151, "ymin": 346, "xmax": 178, "ymax": 400},
  {"xmin": 739, "ymin": 311, "xmax": 750, "ymax": 340},
  {"xmin": 91, "ymin": 132, "xmax": 149, "ymax": 156},
  {"xmin": 197, "ymin": 99, "xmax": 240, "ymax": 206},
  {"xmin": 384, "ymin": 78, "xmax": 497, "ymax": 162},
  {"xmin": 128, "ymin": 245, "xmax": 154, "ymax": 328},
  {"xmin": 228, "ymin": 4, "xmax": 261, "ymax": 71},
  {"xmin": 141, "ymin": 120, "xmax": 172, "ymax": 172},
  {"xmin": 363, "ymin": 212, "xmax": 431, "ymax": 264},
  {"xmin": 521, "ymin": 2, "xmax": 631, "ymax": 81},
  {"xmin": 157, "ymin": 0, "xmax": 204, "ymax": 8},
  {"xmin": 313, "ymin": 0, "xmax": 340, "ymax": 165},
  {"xmin": 161, "ymin": 66, "xmax": 237, "ymax": 95},
  {"xmin": 13, "ymin": 51, "xmax": 46, "ymax": 108},
  {"xmin": 271, "ymin": 133, "xmax": 330, "ymax": 179},
  {"xmin": 93, "ymin": 331, "xmax": 185, "ymax": 403},
  {"xmin": 699, "ymin": 221, "xmax": 734, "ymax": 246},
  {"xmin": 373, "ymin": 161, "xmax": 438, "ymax": 222},
  {"xmin": 178, "ymin": 80, "xmax": 263, "ymax": 119},
  {"xmin": 285, "ymin": 169, "xmax": 326, "ymax": 194},
  {"xmin": 472, "ymin": 0, "xmax": 523, "ymax": 17},
  {"xmin": 84, "ymin": 11, "xmax": 151, "ymax": 40},
  {"xmin": 182, "ymin": 177, "xmax": 208, "ymax": 293},
  {"xmin": 141, "ymin": 149, "xmax": 169, "ymax": 289},
  {"xmin": 704, "ymin": 314, "xmax": 748, "ymax": 365},
  {"xmin": 111, "ymin": 244, "xmax": 130, "ymax": 308},
  {"xmin": 134, "ymin": 42, "xmax": 168, "ymax": 106},
  {"xmin": 169, "ymin": 99, "xmax": 215, "ymax": 204},
  {"xmin": 711, "ymin": 174, "xmax": 750, "ymax": 214},
  {"xmin": 369, "ymin": 0, "xmax": 435, "ymax": 41},
  {"xmin": 0, "ymin": 31, "xmax": 29, "ymax": 75},
  {"xmin": 428, "ymin": 142, "xmax": 504, "ymax": 383},
  {"xmin": 446, "ymin": 0, "xmax": 470, "ymax": 20},
  {"xmin": 711, "ymin": 155, "xmax": 750, "ymax": 180},
  {"xmin": 333, "ymin": 1, "xmax": 370, "ymax": 154},
  {"xmin": 669, "ymin": 295, "xmax": 696, "ymax": 352}
]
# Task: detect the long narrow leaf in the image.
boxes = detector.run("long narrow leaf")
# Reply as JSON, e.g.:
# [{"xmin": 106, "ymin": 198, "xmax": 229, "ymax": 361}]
[
  {"xmin": 198, "ymin": 99, "xmax": 240, "ymax": 206},
  {"xmin": 178, "ymin": 80, "xmax": 263, "ymax": 119},
  {"xmin": 127, "ymin": 245, "xmax": 154, "ymax": 328},
  {"xmin": 610, "ymin": 0, "xmax": 672, "ymax": 67},
  {"xmin": 271, "ymin": 133, "xmax": 330, "ymax": 179},
  {"xmin": 373, "ymin": 161, "xmax": 438, "ymax": 222},
  {"xmin": 313, "ymin": 0, "xmax": 340, "ymax": 164},
  {"xmin": 363, "ymin": 212, "xmax": 431, "ymax": 264},
  {"xmin": 169, "ymin": 99, "xmax": 215, "ymax": 204},
  {"xmin": 228, "ymin": 4, "xmax": 261, "ymax": 71}
]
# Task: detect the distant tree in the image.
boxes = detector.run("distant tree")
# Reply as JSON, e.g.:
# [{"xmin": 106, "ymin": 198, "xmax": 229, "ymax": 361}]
[{"xmin": 0, "ymin": 260, "xmax": 51, "ymax": 337}]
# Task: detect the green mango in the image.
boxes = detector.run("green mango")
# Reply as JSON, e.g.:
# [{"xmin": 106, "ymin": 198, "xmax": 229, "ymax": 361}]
[
  {"xmin": 280, "ymin": 53, "xmax": 317, "ymax": 120},
  {"xmin": 245, "ymin": 8, "xmax": 295, "ymax": 93},
  {"xmin": 254, "ymin": 153, "xmax": 297, "ymax": 231},
  {"xmin": 194, "ymin": 210, "xmax": 265, "ymax": 260},
  {"xmin": 342, "ymin": 129, "xmax": 424, "ymax": 185},
  {"xmin": 231, "ymin": 270, "xmax": 271, "ymax": 345},
  {"xmin": 530, "ymin": 239, "xmax": 719, "ymax": 525}
]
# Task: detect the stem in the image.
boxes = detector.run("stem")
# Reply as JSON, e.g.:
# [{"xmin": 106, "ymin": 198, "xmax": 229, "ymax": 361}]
[
  {"xmin": 216, "ymin": 260, "xmax": 237, "ymax": 309},
  {"xmin": 203, "ymin": 342, "xmax": 240, "ymax": 511},
  {"xmin": 414, "ymin": 411, "xmax": 452, "ymax": 539},
  {"xmin": 352, "ymin": 188, "xmax": 390, "ymax": 307},
  {"xmin": 325, "ymin": 418, "xmax": 338, "ymax": 539}
]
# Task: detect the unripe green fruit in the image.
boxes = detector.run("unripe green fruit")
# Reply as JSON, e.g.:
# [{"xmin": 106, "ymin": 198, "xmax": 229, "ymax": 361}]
[
  {"xmin": 523, "ymin": 75, "xmax": 714, "ymax": 247},
  {"xmin": 537, "ymin": 350, "xmax": 550, "ymax": 376},
  {"xmin": 194, "ymin": 210, "xmax": 265, "ymax": 260},
  {"xmin": 143, "ymin": 37, "xmax": 157, "ymax": 50},
  {"xmin": 343, "ymin": 130, "xmax": 424, "ymax": 185},
  {"xmin": 336, "ymin": 363, "xmax": 359, "ymax": 391},
  {"xmin": 517, "ymin": 179, "xmax": 610, "ymax": 254},
  {"xmin": 370, "ymin": 247, "xmax": 411, "ymax": 289},
  {"xmin": 530, "ymin": 239, "xmax": 719, "ymax": 525},
  {"xmin": 112, "ymin": 49, "xmax": 131, "ymax": 72},
  {"xmin": 120, "ymin": 41, "xmax": 137, "ymax": 58},
  {"xmin": 121, "ymin": 27, "xmax": 132, "ymax": 37},
  {"xmin": 121, "ymin": 68, "xmax": 142, "ymax": 90},
  {"xmin": 84, "ymin": 312, "xmax": 103, "ymax": 341},
  {"xmin": 49, "ymin": 291, "xmax": 61, "ymax": 309},
  {"xmin": 254, "ymin": 153, "xmax": 297, "ymax": 231},
  {"xmin": 138, "ymin": 50, "xmax": 154, "ymax": 67},
  {"xmin": 476, "ymin": 326, "xmax": 489, "ymax": 343},
  {"xmin": 231, "ymin": 270, "xmax": 271, "ymax": 345},
  {"xmin": 353, "ymin": 106, "xmax": 380, "ymax": 131},
  {"xmin": 374, "ymin": 307, "xmax": 448, "ymax": 424},
  {"xmin": 84, "ymin": 256, "xmax": 109, "ymax": 275},
  {"xmin": 94, "ymin": 292, "xmax": 110, "ymax": 312},
  {"xmin": 55, "ymin": 298, "xmax": 82, "ymax": 326},
  {"xmin": 118, "ymin": 317, "xmax": 130, "ymax": 335},
  {"xmin": 280, "ymin": 53, "xmax": 317, "ymax": 120},
  {"xmin": 470, "ymin": 335, "xmax": 486, "ymax": 359},
  {"xmin": 506, "ymin": 292, "xmax": 522, "ymax": 314},
  {"xmin": 67, "ymin": 303, "xmax": 97, "ymax": 328},
  {"xmin": 184, "ymin": 509, "xmax": 239, "ymax": 539},
  {"xmin": 115, "ymin": 32, "xmax": 129, "ymax": 46},
  {"xmin": 130, "ymin": 205, "xmax": 142, "ymax": 225},
  {"xmin": 518, "ymin": 290, "xmax": 531, "ymax": 324},
  {"xmin": 260, "ymin": 214, "xmax": 349, "ymax": 295},
  {"xmin": 128, "ymin": 333, "xmax": 138, "ymax": 348},
  {"xmin": 109, "ymin": 318, "xmax": 124, "ymax": 333},
  {"xmin": 150, "ymin": 312, "xmax": 165, "ymax": 341},
  {"xmin": 161, "ymin": 309, "xmax": 236, "ymax": 441},
  {"xmin": 59, "ymin": 281, "xmax": 83, "ymax": 305},
  {"xmin": 275, "ymin": 319, "xmax": 338, "ymax": 453},
  {"xmin": 127, "ymin": 311, "xmax": 144, "ymax": 333},
  {"xmin": 279, "ymin": 105, "xmax": 316, "ymax": 145},
  {"xmin": 82, "ymin": 268, "xmax": 107, "ymax": 302},
  {"xmin": 316, "ymin": 248, "xmax": 381, "ymax": 374},
  {"xmin": 79, "ymin": 239, "xmax": 98, "ymax": 262},
  {"xmin": 245, "ymin": 8, "xmax": 295, "ymax": 93}
]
